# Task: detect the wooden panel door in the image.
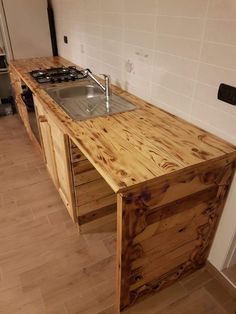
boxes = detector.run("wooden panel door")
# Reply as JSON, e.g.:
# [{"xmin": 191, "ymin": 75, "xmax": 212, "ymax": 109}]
[
  {"xmin": 49, "ymin": 118, "xmax": 76, "ymax": 222},
  {"xmin": 34, "ymin": 96, "xmax": 58, "ymax": 187}
]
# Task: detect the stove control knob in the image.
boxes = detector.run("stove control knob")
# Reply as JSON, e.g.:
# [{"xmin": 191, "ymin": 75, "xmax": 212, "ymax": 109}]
[{"xmin": 65, "ymin": 77, "xmax": 69, "ymax": 82}]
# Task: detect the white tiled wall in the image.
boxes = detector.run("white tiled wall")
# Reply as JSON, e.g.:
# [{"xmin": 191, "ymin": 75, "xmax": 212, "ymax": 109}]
[
  {"xmin": 52, "ymin": 0, "xmax": 236, "ymax": 270},
  {"xmin": 0, "ymin": 27, "xmax": 3, "ymax": 48},
  {"xmin": 52, "ymin": 0, "xmax": 236, "ymax": 145}
]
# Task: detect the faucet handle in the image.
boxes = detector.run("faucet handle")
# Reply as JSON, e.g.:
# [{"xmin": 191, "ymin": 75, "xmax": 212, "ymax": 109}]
[
  {"xmin": 100, "ymin": 74, "xmax": 111, "ymax": 98},
  {"xmin": 100, "ymin": 74, "xmax": 110, "ymax": 81}
]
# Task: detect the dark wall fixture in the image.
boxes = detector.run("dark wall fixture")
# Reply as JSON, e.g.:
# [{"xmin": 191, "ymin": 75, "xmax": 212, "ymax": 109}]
[
  {"xmin": 218, "ymin": 83, "xmax": 236, "ymax": 106},
  {"xmin": 47, "ymin": 0, "xmax": 58, "ymax": 56}
]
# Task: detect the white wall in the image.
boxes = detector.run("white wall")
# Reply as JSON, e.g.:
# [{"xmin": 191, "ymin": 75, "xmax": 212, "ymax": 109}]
[
  {"xmin": 51, "ymin": 0, "xmax": 236, "ymax": 271},
  {"xmin": 0, "ymin": 25, "xmax": 3, "ymax": 48},
  {"xmin": 1, "ymin": 0, "xmax": 52, "ymax": 59}
]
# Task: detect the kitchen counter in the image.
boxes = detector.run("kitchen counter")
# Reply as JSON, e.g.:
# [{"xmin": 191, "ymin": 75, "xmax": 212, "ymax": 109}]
[
  {"xmin": 10, "ymin": 57, "xmax": 236, "ymax": 312},
  {"xmin": 10, "ymin": 56, "xmax": 236, "ymax": 193}
]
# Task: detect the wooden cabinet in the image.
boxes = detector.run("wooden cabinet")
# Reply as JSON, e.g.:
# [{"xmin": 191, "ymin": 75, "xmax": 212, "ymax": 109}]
[
  {"xmin": 34, "ymin": 96, "xmax": 76, "ymax": 221},
  {"xmin": 9, "ymin": 69, "xmax": 28, "ymax": 126},
  {"xmin": 50, "ymin": 120, "xmax": 76, "ymax": 221},
  {"xmin": 9, "ymin": 68, "xmax": 38, "ymax": 144},
  {"xmin": 34, "ymin": 96, "xmax": 58, "ymax": 186}
]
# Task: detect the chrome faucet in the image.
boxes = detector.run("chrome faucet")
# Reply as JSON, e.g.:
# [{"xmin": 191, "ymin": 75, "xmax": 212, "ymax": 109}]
[{"xmin": 82, "ymin": 68, "xmax": 111, "ymax": 112}]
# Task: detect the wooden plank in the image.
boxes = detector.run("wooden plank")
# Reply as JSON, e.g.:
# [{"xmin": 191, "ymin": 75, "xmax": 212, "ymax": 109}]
[
  {"xmin": 117, "ymin": 158, "xmax": 236, "ymax": 310},
  {"xmin": 72, "ymin": 159, "xmax": 95, "ymax": 175},
  {"xmin": 74, "ymin": 168, "xmax": 101, "ymax": 186},
  {"xmin": 131, "ymin": 206, "xmax": 209, "ymax": 271},
  {"xmin": 34, "ymin": 98, "xmax": 58, "ymax": 187},
  {"xmin": 77, "ymin": 193, "xmax": 116, "ymax": 216},
  {"xmin": 75, "ymin": 178, "xmax": 114, "ymax": 207},
  {"xmin": 78, "ymin": 203, "xmax": 116, "ymax": 224},
  {"xmin": 80, "ymin": 212, "xmax": 116, "ymax": 233},
  {"xmin": 69, "ymin": 140, "xmax": 87, "ymax": 163},
  {"xmin": 49, "ymin": 118, "xmax": 77, "ymax": 222},
  {"xmin": 133, "ymin": 186, "xmax": 217, "ymax": 244},
  {"xmin": 10, "ymin": 57, "xmax": 236, "ymax": 193},
  {"xmin": 130, "ymin": 241, "xmax": 200, "ymax": 292}
]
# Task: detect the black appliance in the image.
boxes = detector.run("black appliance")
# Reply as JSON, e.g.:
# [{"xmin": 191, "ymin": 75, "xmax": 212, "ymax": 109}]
[
  {"xmin": 30, "ymin": 66, "xmax": 87, "ymax": 84},
  {"xmin": 21, "ymin": 85, "xmax": 40, "ymax": 144},
  {"xmin": 47, "ymin": 0, "xmax": 58, "ymax": 56}
]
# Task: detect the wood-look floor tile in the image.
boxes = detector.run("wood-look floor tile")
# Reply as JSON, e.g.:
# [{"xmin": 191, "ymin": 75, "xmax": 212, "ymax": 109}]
[
  {"xmin": 0, "ymin": 116, "xmax": 235, "ymax": 314},
  {"xmin": 124, "ymin": 282, "xmax": 188, "ymax": 314},
  {"xmin": 65, "ymin": 279, "xmax": 115, "ymax": 314},
  {"xmin": 97, "ymin": 306, "xmax": 117, "ymax": 314},
  {"xmin": 155, "ymin": 288, "xmax": 228, "ymax": 314},
  {"xmin": 180, "ymin": 268, "xmax": 213, "ymax": 292},
  {"xmin": 223, "ymin": 264, "xmax": 236, "ymax": 286},
  {"xmin": 222, "ymin": 298, "xmax": 236, "ymax": 314},
  {"xmin": 204, "ymin": 279, "xmax": 233, "ymax": 308}
]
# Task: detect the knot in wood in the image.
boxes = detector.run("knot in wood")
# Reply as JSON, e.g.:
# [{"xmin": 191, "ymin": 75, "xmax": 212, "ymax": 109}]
[
  {"xmin": 125, "ymin": 193, "xmax": 133, "ymax": 204},
  {"xmin": 140, "ymin": 190, "xmax": 151, "ymax": 202},
  {"xmin": 135, "ymin": 207, "xmax": 145, "ymax": 215}
]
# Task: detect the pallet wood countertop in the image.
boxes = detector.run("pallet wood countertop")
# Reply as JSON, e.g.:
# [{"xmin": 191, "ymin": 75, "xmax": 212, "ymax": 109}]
[
  {"xmin": 10, "ymin": 56, "xmax": 236, "ymax": 193},
  {"xmin": 10, "ymin": 56, "xmax": 236, "ymax": 312}
]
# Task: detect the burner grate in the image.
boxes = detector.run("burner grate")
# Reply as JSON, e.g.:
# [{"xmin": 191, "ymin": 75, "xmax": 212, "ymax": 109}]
[{"xmin": 30, "ymin": 66, "xmax": 87, "ymax": 84}]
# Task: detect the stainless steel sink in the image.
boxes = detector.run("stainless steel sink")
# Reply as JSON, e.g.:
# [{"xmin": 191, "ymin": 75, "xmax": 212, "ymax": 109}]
[
  {"xmin": 53, "ymin": 84, "xmax": 103, "ymax": 99},
  {"xmin": 45, "ymin": 83, "xmax": 136, "ymax": 121}
]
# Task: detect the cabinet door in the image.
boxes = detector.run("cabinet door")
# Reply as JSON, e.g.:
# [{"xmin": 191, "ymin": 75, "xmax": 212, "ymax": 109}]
[
  {"xmin": 49, "ymin": 118, "xmax": 76, "ymax": 222},
  {"xmin": 34, "ymin": 97, "xmax": 58, "ymax": 187}
]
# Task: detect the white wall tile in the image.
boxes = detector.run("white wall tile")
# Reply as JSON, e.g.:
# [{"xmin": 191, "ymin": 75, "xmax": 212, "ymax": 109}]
[
  {"xmin": 101, "ymin": 13, "xmax": 124, "ymax": 28},
  {"xmin": 192, "ymin": 100, "xmax": 236, "ymax": 135},
  {"xmin": 155, "ymin": 35, "xmax": 201, "ymax": 60},
  {"xmin": 101, "ymin": 0, "xmax": 124, "ymax": 13},
  {"xmin": 150, "ymin": 83, "xmax": 192, "ymax": 114},
  {"xmin": 208, "ymin": 0, "xmax": 236, "ymax": 20},
  {"xmin": 197, "ymin": 63, "xmax": 236, "ymax": 87},
  {"xmin": 205, "ymin": 20, "xmax": 236, "ymax": 46},
  {"xmin": 158, "ymin": 0, "xmax": 209, "ymax": 17},
  {"xmin": 151, "ymin": 68, "xmax": 196, "ymax": 97},
  {"xmin": 124, "ymin": 0, "xmax": 157, "ymax": 15},
  {"xmin": 125, "ymin": 30, "xmax": 154, "ymax": 50},
  {"xmin": 157, "ymin": 16, "xmax": 204, "ymax": 40},
  {"xmin": 154, "ymin": 52, "xmax": 198, "ymax": 79},
  {"xmin": 124, "ymin": 14, "xmax": 156, "ymax": 33},
  {"xmin": 201, "ymin": 42, "xmax": 236, "ymax": 70}
]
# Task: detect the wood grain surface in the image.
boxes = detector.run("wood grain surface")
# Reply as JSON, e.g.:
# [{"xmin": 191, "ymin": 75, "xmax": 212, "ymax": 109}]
[
  {"xmin": 10, "ymin": 57, "xmax": 236, "ymax": 193},
  {"xmin": 116, "ymin": 157, "xmax": 236, "ymax": 310},
  {"xmin": 10, "ymin": 57, "xmax": 236, "ymax": 312}
]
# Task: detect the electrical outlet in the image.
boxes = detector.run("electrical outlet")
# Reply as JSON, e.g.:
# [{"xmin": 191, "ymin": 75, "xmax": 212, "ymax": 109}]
[
  {"xmin": 135, "ymin": 49, "xmax": 150, "ymax": 63},
  {"xmin": 64, "ymin": 36, "xmax": 68, "ymax": 44},
  {"xmin": 80, "ymin": 44, "xmax": 85, "ymax": 54},
  {"xmin": 125, "ymin": 60, "xmax": 134, "ymax": 74},
  {"xmin": 218, "ymin": 83, "xmax": 236, "ymax": 106}
]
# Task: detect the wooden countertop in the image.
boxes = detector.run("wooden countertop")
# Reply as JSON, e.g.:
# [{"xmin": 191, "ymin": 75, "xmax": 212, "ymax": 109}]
[{"xmin": 10, "ymin": 56, "xmax": 236, "ymax": 193}]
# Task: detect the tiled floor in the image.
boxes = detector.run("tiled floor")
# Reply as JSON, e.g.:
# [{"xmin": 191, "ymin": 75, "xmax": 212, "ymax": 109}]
[
  {"xmin": 223, "ymin": 264, "xmax": 236, "ymax": 286},
  {"xmin": 0, "ymin": 115, "xmax": 235, "ymax": 314}
]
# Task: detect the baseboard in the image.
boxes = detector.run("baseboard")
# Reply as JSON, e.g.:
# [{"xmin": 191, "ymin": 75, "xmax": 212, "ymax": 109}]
[{"xmin": 206, "ymin": 261, "xmax": 236, "ymax": 299}]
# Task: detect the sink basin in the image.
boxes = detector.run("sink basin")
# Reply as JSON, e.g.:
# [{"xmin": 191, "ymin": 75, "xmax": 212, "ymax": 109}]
[
  {"xmin": 53, "ymin": 84, "xmax": 103, "ymax": 99},
  {"xmin": 45, "ymin": 83, "xmax": 136, "ymax": 121}
]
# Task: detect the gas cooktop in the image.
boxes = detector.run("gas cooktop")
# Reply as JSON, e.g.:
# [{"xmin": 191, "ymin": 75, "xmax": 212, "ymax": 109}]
[{"xmin": 30, "ymin": 66, "xmax": 87, "ymax": 84}]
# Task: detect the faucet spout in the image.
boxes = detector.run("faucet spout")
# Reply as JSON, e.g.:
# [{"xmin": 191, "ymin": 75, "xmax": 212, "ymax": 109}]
[{"xmin": 81, "ymin": 69, "xmax": 111, "ymax": 108}]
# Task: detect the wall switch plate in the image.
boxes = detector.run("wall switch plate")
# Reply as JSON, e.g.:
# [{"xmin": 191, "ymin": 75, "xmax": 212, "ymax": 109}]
[
  {"xmin": 64, "ymin": 36, "xmax": 68, "ymax": 44},
  {"xmin": 218, "ymin": 83, "xmax": 236, "ymax": 106}
]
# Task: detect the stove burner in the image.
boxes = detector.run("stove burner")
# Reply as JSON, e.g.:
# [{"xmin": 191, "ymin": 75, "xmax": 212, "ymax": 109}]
[{"xmin": 30, "ymin": 66, "xmax": 87, "ymax": 84}]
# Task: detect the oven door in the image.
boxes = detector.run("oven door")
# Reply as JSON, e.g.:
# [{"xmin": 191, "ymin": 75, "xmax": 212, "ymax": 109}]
[{"xmin": 21, "ymin": 90, "xmax": 41, "ymax": 145}]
